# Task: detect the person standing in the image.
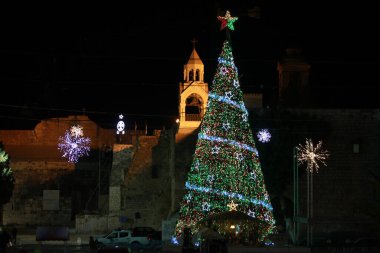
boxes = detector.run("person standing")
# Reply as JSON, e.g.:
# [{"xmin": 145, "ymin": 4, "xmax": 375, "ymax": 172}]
[
  {"xmin": 0, "ymin": 226, "xmax": 11, "ymax": 253},
  {"xmin": 11, "ymin": 228, "xmax": 17, "ymax": 245}
]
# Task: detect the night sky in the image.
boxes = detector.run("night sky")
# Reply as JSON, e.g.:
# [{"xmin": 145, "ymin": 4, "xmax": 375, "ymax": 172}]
[{"xmin": 1, "ymin": 1, "xmax": 379, "ymax": 130}]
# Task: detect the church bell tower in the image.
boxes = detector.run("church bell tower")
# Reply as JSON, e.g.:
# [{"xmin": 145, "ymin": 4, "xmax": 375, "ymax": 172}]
[{"xmin": 178, "ymin": 40, "xmax": 209, "ymax": 129}]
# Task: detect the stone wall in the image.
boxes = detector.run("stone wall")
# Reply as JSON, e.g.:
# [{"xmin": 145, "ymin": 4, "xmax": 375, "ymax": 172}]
[
  {"xmin": 89, "ymin": 129, "xmax": 177, "ymax": 232},
  {"xmin": 75, "ymin": 214, "xmax": 120, "ymax": 233},
  {"xmin": 118, "ymin": 132, "xmax": 174, "ymax": 230},
  {"xmin": 0, "ymin": 115, "xmax": 116, "ymax": 226}
]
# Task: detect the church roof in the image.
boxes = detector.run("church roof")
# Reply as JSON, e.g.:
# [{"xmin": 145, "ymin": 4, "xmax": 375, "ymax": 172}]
[{"xmin": 187, "ymin": 48, "xmax": 203, "ymax": 65}]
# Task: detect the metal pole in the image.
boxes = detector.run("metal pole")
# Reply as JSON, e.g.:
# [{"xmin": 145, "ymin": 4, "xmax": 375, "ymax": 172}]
[
  {"xmin": 311, "ymin": 171, "xmax": 313, "ymax": 247},
  {"xmin": 295, "ymin": 152, "xmax": 300, "ymax": 245},
  {"xmin": 307, "ymin": 167, "xmax": 310, "ymax": 247},
  {"xmin": 293, "ymin": 147, "xmax": 299, "ymax": 245}
]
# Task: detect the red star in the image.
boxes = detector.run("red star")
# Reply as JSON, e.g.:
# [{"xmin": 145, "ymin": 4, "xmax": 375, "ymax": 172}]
[{"xmin": 217, "ymin": 10, "xmax": 238, "ymax": 31}]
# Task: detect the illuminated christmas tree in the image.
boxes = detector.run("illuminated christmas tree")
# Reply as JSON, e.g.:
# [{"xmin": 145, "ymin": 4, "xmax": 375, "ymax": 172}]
[{"xmin": 174, "ymin": 12, "xmax": 275, "ymax": 245}]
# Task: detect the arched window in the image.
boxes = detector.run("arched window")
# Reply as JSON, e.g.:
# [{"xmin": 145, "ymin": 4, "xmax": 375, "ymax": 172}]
[
  {"xmin": 189, "ymin": 70, "xmax": 194, "ymax": 81},
  {"xmin": 185, "ymin": 94, "xmax": 203, "ymax": 121},
  {"xmin": 196, "ymin": 69, "xmax": 200, "ymax": 81}
]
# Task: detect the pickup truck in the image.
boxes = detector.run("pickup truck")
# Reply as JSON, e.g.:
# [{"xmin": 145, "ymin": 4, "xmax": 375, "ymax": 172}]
[{"xmin": 89, "ymin": 228, "xmax": 161, "ymax": 250}]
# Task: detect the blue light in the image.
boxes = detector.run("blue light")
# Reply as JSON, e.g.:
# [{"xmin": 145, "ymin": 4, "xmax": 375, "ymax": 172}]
[
  {"xmin": 185, "ymin": 182, "xmax": 273, "ymax": 211},
  {"xmin": 208, "ymin": 92, "xmax": 247, "ymax": 114},
  {"xmin": 198, "ymin": 133, "xmax": 258, "ymax": 156}
]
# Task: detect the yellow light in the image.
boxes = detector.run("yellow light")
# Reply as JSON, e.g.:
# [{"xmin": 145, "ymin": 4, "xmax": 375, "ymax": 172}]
[
  {"xmin": 176, "ymin": 118, "xmax": 180, "ymax": 123},
  {"xmin": 230, "ymin": 225, "xmax": 235, "ymax": 229}
]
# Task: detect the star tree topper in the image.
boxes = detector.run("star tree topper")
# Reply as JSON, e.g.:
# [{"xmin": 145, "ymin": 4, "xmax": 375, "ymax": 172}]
[{"xmin": 217, "ymin": 10, "xmax": 238, "ymax": 31}]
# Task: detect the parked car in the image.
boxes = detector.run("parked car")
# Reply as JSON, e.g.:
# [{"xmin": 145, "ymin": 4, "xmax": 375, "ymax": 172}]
[
  {"xmin": 89, "ymin": 229, "xmax": 151, "ymax": 250},
  {"xmin": 89, "ymin": 229, "xmax": 162, "ymax": 249}
]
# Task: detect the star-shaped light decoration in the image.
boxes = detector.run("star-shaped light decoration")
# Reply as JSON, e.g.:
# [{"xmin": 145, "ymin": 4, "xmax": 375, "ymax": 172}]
[
  {"xmin": 249, "ymin": 171, "xmax": 256, "ymax": 180},
  {"xmin": 207, "ymin": 175, "xmax": 215, "ymax": 183},
  {"xmin": 263, "ymin": 192, "xmax": 270, "ymax": 202},
  {"xmin": 211, "ymin": 146, "xmax": 220, "ymax": 154},
  {"xmin": 185, "ymin": 193, "xmax": 192, "ymax": 202},
  {"xmin": 202, "ymin": 202, "xmax": 211, "ymax": 212},
  {"xmin": 235, "ymin": 152, "xmax": 244, "ymax": 161},
  {"xmin": 257, "ymin": 129, "xmax": 271, "ymax": 143},
  {"xmin": 297, "ymin": 138, "xmax": 329, "ymax": 173},
  {"xmin": 70, "ymin": 124, "xmax": 84, "ymax": 138},
  {"xmin": 217, "ymin": 10, "xmax": 238, "ymax": 31},
  {"xmin": 58, "ymin": 127, "xmax": 91, "ymax": 163},
  {"xmin": 225, "ymin": 91, "xmax": 233, "ymax": 100},
  {"xmin": 220, "ymin": 66, "xmax": 228, "ymax": 75},
  {"xmin": 247, "ymin": 209, "xmax": 255, "ymax": 218},
  {"xmin": 193, "ymin": 160, "xmax": 200, "ymax": 171},
  {"xmin": 227, "ymin": 200, "xmax": 238, "ymax": 211},
  {"xmin": 222, "ymin": 122, "xmax": 230, "ymax": 131},
  {"xmin": 241, "ymin": 112, "xmax": 248, "ymax": 122}
]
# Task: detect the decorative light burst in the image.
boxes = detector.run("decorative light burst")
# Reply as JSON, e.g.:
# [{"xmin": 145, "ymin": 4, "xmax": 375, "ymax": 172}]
[
  {"xmin": 70, "ymin": 124, "xmax": 84, "ymax": 137},
  {"xmin": 257, "ymin": 129, "xmax": 271, "ymax": 143},
  {"xmin": 58, "ymin": 126, "xmax": 91, "ymax": 163},
  {"xmin": 297, "ymin": 138, "xmax": 329, "ymax": 173}
]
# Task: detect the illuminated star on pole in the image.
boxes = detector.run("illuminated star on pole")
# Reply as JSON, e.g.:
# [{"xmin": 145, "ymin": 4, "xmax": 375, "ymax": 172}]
[
  {"xmin": 217, "ymin": 10, "xmax": 238, "ymax": 31},
  {"xmin": 297, "ymin": 138, "xmax": 329, "ymax": 173}
]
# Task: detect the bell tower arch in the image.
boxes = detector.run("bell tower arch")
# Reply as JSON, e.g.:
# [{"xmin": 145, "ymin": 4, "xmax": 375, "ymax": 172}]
[{"xmin": 178, "ymin": 40, "xmax": 209, "ymax": 129}]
